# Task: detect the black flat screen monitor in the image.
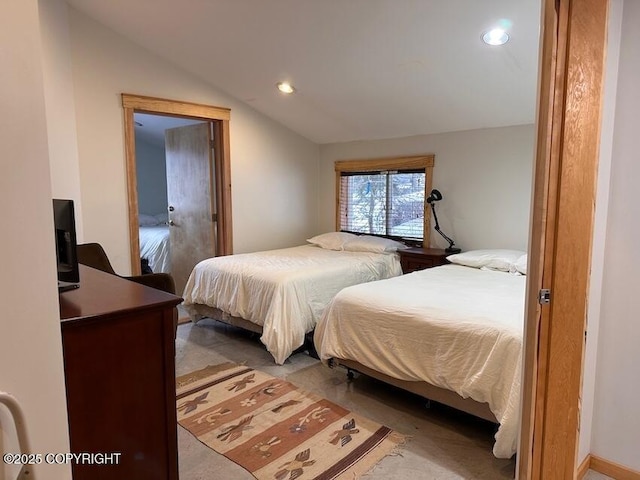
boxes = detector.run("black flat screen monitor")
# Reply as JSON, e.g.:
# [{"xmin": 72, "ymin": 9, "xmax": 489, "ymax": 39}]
[{"xmin": 53, "ymin": 199, "xmax": 79, "ymax": 292}]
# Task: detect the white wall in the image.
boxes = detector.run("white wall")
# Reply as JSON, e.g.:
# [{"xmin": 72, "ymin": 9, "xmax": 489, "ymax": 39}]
[
  {"xmin": 39, "ymin": 0, "xmax": 84, "ymax": 240},
  {"xmin": 0, "ymin": 1, "xmax": 71, "ymax": 479},
  {"xmin": 589, "ymin": 0, "xmax": 640, "ymax": 471},
  {"xmin": 577, "ymin": 0, "xmax": 623, "ymax": 464},
  {"xmin": 66, "ymin": 6, "xmax": 319, "ymax": 273},
  {"xmin": 135, "ymin": 137, "xmax": 168, "ymax": 216},
  {"xmin": 319, "ymin": 125, "xmax": 535, "ymax": 251}
]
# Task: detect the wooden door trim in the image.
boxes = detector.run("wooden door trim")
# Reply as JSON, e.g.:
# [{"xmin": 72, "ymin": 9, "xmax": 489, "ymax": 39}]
[
  {"xmin": 519, "ymin": 0, "xmax": 609, "ymax": 478},
  {"xmin": 123, "ymin": 105, "xmax": 141, "ymax": 274},
  {"xmin": 518, "ymin": 0, "xmax": 567, "ymax": 475},
  {"xmin": 213, "ymin": 120, "xmax": 233, "ymax": 256},
  {"xmin": 122, "ymin": 94, "xmax": 230, "ymax": 121},
  {"xmin": 122, "ymin": 94, "xmax": 233, "ymax": 275}
]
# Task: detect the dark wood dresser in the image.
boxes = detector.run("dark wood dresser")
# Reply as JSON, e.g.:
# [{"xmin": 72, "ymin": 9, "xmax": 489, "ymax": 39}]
[
  {"xmin": 59, "ymin": 265, "xmax": 182, "ymax": 480},
  {"xmin": 398, "ymin": 247, "xmax": 450, "ymax": 274}
]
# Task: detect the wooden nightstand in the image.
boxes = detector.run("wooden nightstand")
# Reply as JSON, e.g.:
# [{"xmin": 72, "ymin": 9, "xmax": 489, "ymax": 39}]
[{"xmin": 399, "ymin": 247, "xmax": 450, "ymax": 274}]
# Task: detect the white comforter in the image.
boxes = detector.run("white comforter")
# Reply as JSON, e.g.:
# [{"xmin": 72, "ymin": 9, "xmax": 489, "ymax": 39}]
[
  {"xmin": 314, "ymin": 264, "xmax": 526, "ymax": 458},
  {"xmin": 139, "ymin": 226, "xmax": 171, "ymax": 273},
  {"xmin": 182, "ymin": 244, "xmax": 402, "ymax": 364}
]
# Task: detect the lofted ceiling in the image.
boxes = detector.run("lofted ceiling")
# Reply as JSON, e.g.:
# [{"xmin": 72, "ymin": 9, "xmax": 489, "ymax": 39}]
[{"xmin": 65, "ymin": 0, "xmax": 541, "ymax": 144}]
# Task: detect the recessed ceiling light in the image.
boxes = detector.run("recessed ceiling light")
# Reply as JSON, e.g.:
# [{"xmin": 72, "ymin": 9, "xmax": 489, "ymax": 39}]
[
  {"xmin": 276, "ymin": 82, "xmax": 296, "ymax": 94},
  {"xmin": 482, "ymin": 28, "xmax": 510, "ymax": 46}
]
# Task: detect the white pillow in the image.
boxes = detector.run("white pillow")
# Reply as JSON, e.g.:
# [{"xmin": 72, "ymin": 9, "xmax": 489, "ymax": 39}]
[
  {"xmin": 343, "ymin": 235, "xmax": 407, "ymax": 253},
  {"xmin": 514, "ymin": 254, "xmax": 528, "ymax": 275},
  {"xmin": 139, "ymin": 213, "xmax": 159, "ymax": 227},
  {"xmin": 447, "ymin": 249, "xmax": 526, "ymax": 272},
  {"xmin": 306, "ymin": 232, "xmax": 357, "ymax": 251}
]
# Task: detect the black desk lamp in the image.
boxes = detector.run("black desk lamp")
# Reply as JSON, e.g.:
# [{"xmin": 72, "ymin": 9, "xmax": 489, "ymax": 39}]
[{"xmin": 426, "ymin": 189, "xmax": 461, "ymax": 254}]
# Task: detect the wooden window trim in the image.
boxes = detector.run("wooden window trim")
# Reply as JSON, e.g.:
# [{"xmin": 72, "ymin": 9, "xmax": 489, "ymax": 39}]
[{"xmin": 334, "ymin": 155, "xmax": 434, "ymax": 248}]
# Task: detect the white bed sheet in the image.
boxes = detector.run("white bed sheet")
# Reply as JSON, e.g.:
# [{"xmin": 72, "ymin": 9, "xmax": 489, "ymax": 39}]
[
  {"xmin": 314, "ymin": 264, "xmax": 526, "ymax": 458},
  {"xmin": 182, "ymin": 244, "xmax": 402, "ymax": 364},
  {"xmin": 139, "ymin": 226, "xmax": 171, "ymax": 273}
]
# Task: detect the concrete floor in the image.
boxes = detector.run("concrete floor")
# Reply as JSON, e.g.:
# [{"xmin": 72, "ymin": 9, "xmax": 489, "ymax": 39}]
[
  {"xmin": 174, "ymin": 307, "xmax": 615, "ymax": 480},
  {"xmin": 175, "ymin": 318, "xmax": 519, "ymax": 479}
]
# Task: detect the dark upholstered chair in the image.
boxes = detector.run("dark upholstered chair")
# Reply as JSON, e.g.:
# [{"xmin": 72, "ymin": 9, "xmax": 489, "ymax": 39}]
[{"xmin": 77, "ymin": 242, "xmax": 176, "ymax": 295}]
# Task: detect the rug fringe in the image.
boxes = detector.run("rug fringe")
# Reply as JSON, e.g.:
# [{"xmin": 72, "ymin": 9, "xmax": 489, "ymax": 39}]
[{"xmin": 356, "ymin": 432, "xmax": 410, "ymax": 480}]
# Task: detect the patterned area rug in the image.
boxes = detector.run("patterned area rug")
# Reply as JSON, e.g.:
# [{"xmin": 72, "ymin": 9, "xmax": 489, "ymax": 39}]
[{"xmin": 177, "ymin": 362, "xmax": 405, "ymax": 480}]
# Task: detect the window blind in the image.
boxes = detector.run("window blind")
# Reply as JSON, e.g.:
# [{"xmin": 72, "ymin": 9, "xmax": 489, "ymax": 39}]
[{"xmin": 339, "ymin": 170, "xmax": 425, "ymax": 240}]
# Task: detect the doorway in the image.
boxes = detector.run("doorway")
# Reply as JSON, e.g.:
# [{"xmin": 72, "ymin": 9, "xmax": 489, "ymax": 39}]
[
  {"xmin": 122, "ymin": 94, "xmax": 233, "ymax": 288},
  {"xmin": 134, "ymin": 114, "xmax": 218, "ymax": 294}
]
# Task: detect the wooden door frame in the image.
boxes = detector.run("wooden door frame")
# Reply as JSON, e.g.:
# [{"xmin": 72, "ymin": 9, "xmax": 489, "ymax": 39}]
[
  {"xmin": 122, "ymin": 94, "xmax": 233, "ymax": 274},
  {"xmin": 519, "ymin": 0, "xmax": 609, "ymax": 478}
]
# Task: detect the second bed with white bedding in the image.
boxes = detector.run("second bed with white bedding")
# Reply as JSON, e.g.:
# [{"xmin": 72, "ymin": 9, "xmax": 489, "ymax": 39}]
[
  {"xmin": 183, "ymin": 244, "xmax": 402, "ymax": 364},
  {"xmin": 314, "ymin": 264, "xmax": 526, "ymax": 458}
]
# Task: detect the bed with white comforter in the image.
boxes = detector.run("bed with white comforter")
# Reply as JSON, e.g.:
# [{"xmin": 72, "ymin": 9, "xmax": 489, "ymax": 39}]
[
  {"xmin": 314, "ymin": 263, "xmax": 526, "ymax": 458},
  {"xmin": 139, "ymin": 225, "xmax": 171, "ymax": 273},
  {"xmin": 183, "ymin": 244, "xmax": 402, "ymax": 364}
]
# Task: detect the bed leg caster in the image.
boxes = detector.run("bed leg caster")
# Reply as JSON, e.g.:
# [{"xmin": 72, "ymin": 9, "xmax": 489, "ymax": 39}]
[{"xmin": 346, "ymin": 369, "xmax": 355, "ymax": 381}]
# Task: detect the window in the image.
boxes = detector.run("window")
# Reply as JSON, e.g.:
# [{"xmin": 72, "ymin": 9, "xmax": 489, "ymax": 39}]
[{"xmin": 335, "ymin": 155, "xmax": 434, "ymax": 246}]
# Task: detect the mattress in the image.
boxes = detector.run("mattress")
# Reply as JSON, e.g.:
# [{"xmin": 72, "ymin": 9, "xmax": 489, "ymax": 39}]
[
  {"xmin": 313, "ymin": 264, "xmax": 526, "ymax": 458},
  {"xmin": 182, "ymin": 244, "xmax": 402, "ymax": 364},
  {"xmin": 139, "ymin": 226, "xmax": 171, "ymax": 273}
]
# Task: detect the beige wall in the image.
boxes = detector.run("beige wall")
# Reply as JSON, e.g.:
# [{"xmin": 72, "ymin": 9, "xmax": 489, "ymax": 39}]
[
  {"xmin": 319, "ymin": 125, "xmax": 535, "ymax": 251},
  {"xmin": 39, "ymin": 0, "xmax": 84, "ymax": 240},
  {"xmin": 66, "ymin": 6, "xmax": 319, "ymax": 273},
  {"xmin": 587, "ymin": 0, "xmax": 640, "ymax": 470},
  {"xmin": 0, "ymin": 1, "xmax": 71, "ymax": 479}
]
